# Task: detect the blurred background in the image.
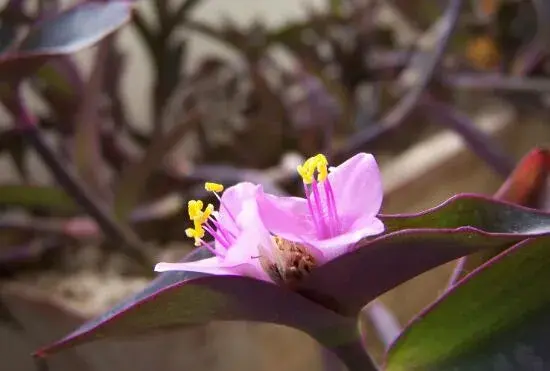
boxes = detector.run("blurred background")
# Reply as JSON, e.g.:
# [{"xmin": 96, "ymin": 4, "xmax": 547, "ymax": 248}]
[{"xmin": 2, "ymin": 0, "xmax": 550, "ymax": 370}]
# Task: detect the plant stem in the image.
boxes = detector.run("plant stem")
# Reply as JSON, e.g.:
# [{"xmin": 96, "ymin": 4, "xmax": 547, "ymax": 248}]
[
  {"xmin": 318, "ymin": 324, "xmax": 380, "ymax": 371},
  {"xmin": 328, "ymin": 339, "xmax": 380, "ymax": 371},
  {"xmin": 13, "ymin": 90, "xmax": 152, "ymax": 270}
]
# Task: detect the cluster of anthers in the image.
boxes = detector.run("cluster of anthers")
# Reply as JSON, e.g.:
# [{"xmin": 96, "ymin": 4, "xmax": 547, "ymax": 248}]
[
  {"xmin": 297, "ymin": 154, "xmax": 341, "ymax": 239},
  {"xmin": 185, "ymin": 182, "xmax": 237, "ymax": 256}
]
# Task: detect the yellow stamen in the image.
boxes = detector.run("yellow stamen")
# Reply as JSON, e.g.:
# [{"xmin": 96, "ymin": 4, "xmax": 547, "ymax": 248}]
[
  {"xmin": 297, "ymin": 154, "xmax": 329, "ymax": 184},
  {"xmin": 186, "ymin": 199, "xmax": 217, "ymax": 246},
  {"xmin": 205, "ymin": 182, "xmax": 224, "ymax": 193},
  {"xmin": 185, "ymin": 222, "xmax": 205, "ymax": 246},
  {"xmin": 187, "ymin": 200, "xmax": 204, "ymax": 220},
  {"xmin": 197, "ymin": 203, "xmax": 214, "ymax": 224},
  {"xmin": 314, "ymin": 154, "xmax": 328, "ymax": 182}
]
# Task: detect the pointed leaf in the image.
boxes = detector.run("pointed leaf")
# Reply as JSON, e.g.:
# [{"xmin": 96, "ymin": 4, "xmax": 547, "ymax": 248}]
[
  {"xmin": 450, "ymin": 148, "xmax": 550, "ymax": 284},
  {"xmin": 0, "ymin": 1, "xmax": 132, "ymax": 81},
  {"xmin": 0, "ymin": 184, "xmax": 76, "ymax": 212},
  {"xmin": 385, "ymin": 236, "xmax": 550, "ymax": 371},
  {"xmin": 32, "ymin": 56, "xmax": 84, "ymax": 125},
  {"xmin": 36, "ymin": 247, "xmax": 353, "ymax": 357},
  {"xmin": 299, "ymin": 194, "xmax": 550, "ymax": 315},
  {"xmin": 36, "ymin": 194, "xmax": 550, "ymax": 356}
]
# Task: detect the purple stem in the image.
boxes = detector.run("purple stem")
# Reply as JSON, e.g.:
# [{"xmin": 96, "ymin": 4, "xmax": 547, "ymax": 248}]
[
  {"xmin": 364, "ymin": 300, "xmax": 403, "ymax": 348},
  {"xmin": 321, "ymin": 331, "xmax": 380, "ymax": 371},
  {"xmin": 420, "ymin": 97, "xmax": 515, "ymax": 177}
]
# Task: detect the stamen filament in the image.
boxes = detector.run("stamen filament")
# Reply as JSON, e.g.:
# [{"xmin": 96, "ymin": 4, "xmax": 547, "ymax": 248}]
[
  {"xmin": 210, "ymin": 218, "xmax": 237, "ymax": 242},
  {"xmin": 324, "ymin": 179, "xmax": 341, "ymax": 235},
  {"xmin": 201, "ymin": 239, "xmax": 225, "ymax": 258},
  {"xmin": 303, "ymin": 182, "xmax": 322, "ymax": 237},
  {"xmin": 311, "ymin": 180, "xmax": 329, "ymax": 238},
  {"xmin": 203, "ymin": 224, "xmax": 230, "ymax": 249}
]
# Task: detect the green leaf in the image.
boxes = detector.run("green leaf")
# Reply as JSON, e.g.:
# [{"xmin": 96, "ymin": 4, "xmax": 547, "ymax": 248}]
[
  {"xmin": 385, "ymin": 236, "xmax": 550, "ymax": 371},
  {"xmin": 0, "ymin": 184, "xmax": 76, "ymax": 212},
  {"xmin": 450, "ymin": 148, "xmax": 550, "ymax": 285},
  {"xmin": 381, "ymin": 194, "xmax": 550, "ymax": 232}
]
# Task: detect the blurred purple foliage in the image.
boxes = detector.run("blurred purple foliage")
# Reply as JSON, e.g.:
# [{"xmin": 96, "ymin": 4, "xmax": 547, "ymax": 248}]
[{"xmin": 0, "ymin": 0, "xmax": 549, "ymax": 370}]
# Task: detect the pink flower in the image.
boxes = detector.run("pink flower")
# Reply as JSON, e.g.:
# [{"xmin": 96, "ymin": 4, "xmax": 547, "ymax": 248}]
[
  {"xmin": 154, "ymin": 182, "xmax": 270, "ymax": 281},
  {"xmin": 256, "ymin": 153, "xmax": 384, "ymax": 263}
]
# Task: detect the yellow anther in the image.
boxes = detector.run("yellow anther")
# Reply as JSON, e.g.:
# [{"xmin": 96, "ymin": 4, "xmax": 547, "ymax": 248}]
[
  {"xmin": 314, "ymin": 154, "xmax": 328, "ymax": 182},
  {"xmin": 297, "ymin": 163, "xmax": 314, "ymax": 184},
  {"xmin": 187, "ymin": 200, "xmax": 204, "ymax": 220},
  {"xmin": 297, "ymin": 154, "xmax": 329, "ymax": 184},
  {"xmin": 205, "ymin": 182, "xmax": 224, "ymax": 193},
  {"xmin": 185, "ymin": 221, "xmax": 205, "ymax": 246},
  {"xmin": 196, "ymin": 203, "xmax": 214, "ymax": 224}
]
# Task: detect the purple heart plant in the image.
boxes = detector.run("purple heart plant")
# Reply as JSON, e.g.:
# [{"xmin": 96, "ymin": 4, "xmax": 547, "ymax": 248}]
[{"xmin": 35, "ymin": 149, "xmax": 550, "ymax": 371}]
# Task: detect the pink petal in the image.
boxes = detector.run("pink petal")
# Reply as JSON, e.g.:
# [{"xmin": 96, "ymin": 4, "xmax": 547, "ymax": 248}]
[
  {"xmin": 256, "ymin": 188, "xmax": 315, "ymax": 242},
  {"xmin": 328, "ymin": 153, "xmax": 383, "ymax": 219},
  {"xmin": 218, "ymin": 182, "xmax": 260, "ymax": 235},
  {"xmin": 314, "ymin": 216, "xmax": 385, "ymax": 261},
  {"xmin": 154, "ymin": 258, "xmax": 242, "ymax": 276}
]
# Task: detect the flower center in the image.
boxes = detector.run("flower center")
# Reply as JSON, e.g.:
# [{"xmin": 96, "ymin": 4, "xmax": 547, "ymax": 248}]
[
  {"xmin": 185, "ymin": 182, "xmax": 237, "ymax": 258},
  {"xmin": 260, "ymin": 236, "xmax": 317, "ymax": 288},
  {"xmin": 297, "ymin": 154, "xmax": 341, "ymax": 239}
]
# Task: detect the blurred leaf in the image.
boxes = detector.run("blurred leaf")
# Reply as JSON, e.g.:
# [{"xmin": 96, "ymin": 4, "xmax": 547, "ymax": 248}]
[
  {"xmin": 420, "ymin": 98, "xmax": 515, "ymax": 177},
  {"xmin": 532, "ymin": 0, "xmax": 550, "ymax": 54},
  {"xmin": 113, "ymin": 113, "xmax": 198, "ymax": 221},
  {"xmin": 1, "ymin": 285, "xmax": 93, "ymax": 371},
  {"xmin": 74, "ymin": 37, "xmax": 111, "ymax": 193},
  {"xmin": 35, "ymin": 247, "xmax": 354, "ymax": 357},
  {"xmin": 385, "ymin": 236, "xmax": 550, "ymax": 371},
  {"xmin": 494, "ymin": 148, "xmax": 550, "ymax": 207},
  {"xmin": 0, "ymin": 0, "xmax": 25, "ymax": 54},
  {"xmin": 163, "ymin": 0, "xmax": 205, "ymax": 37},
  {"xmin": 31, "ymin": 56, "xmax": 83, "ymax": 127},
  {"xmin": 328, "ymin": 0, "xmax": 344, "ymax": 15},
  {"xmin": 0, "ymin": 1, "xmax": 132, "ymax": 81},
  {"xmin": 0, "ymin": 129, "xmax": 29, "ymax": 180},
  {"xmin": 0, "ymin": 184, "xmax": 76, "ymax": 212},
  {"xmin": 338, "ymin": 0, "xmax": 463, "ymax": 160},
  {"xmin": 301, "ymin": 193, "xmax": 550, "ymax": 315}
]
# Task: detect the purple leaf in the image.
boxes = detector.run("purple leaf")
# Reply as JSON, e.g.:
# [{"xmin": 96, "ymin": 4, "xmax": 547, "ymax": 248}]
[
  {"xmin": 298, "ymin": 194, "xmax": 550, "ymax": 315},
  {"xmin": 36, "ymin": 246, "xmax": 354, "ymax": 357},
  {"xmin": 34, "ymin": 194, "xmax": 550, "ymax": 358},
  {"xmin": 0, "ymin": 1, "xmax": 132, "ymax": 81}
]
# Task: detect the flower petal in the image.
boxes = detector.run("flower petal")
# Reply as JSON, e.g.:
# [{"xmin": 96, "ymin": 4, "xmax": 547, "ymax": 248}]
[
  {"xmin": 154, "ymin": 258, "xmax": 240, "ymax": 276},
  {"xmin": 328, "ymin": 153, "xmax": 383, "ymax": 218},
  {"xmin": 218, "ymin": 182, "xmax": 260, "ymax": 234},
  {"xmin": 313, "ymin": 216, "xmax": 385, "ymax": 262},
  {"xmin": 256, "ymin": 188, "xmax": 315, "ymax": 242}
]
